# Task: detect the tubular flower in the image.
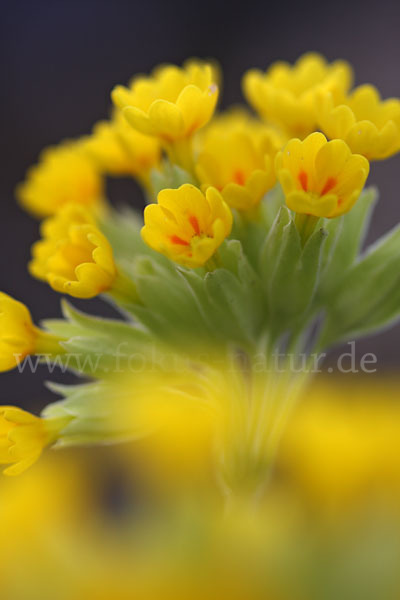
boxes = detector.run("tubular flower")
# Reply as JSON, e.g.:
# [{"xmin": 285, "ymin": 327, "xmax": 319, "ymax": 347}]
[
  {"xmin": 275, "ymin": 132, "xmax": 370, "ymax": 218},
  {"xmin": 82, "ymin": 111, "xmax": 161, "ymax": 182},
  {"xmin": 112, "ymin": 60, "xmax": 219, "ymax": 142},
  {"xmin": 141, "ymin": 184, "xmax": 232, "ymax": 267},
  {"xmin": 16, "ymin": 141, "xmax": 105, "ymax": 219},
  {"xmin": 316, "ymin": 84, "xmax": 400, "ymax": 160},
  {"xmin": 29, "ymin": 204, "xmax": 95, "ymax": 281},
  {"xmin": 195, "ymin": 110, "xmax": 280, "ymax": 211},
  {"xmin": 36, "ymin": 223, "xmax": 117, "ymax": 298},
  {"xmin": 243, "ymin": 53, "xmax": 352, "ymax": 139},
  {"xmin": 0, "ymin": 407, "xmax": 71, "ymax": 476},
  {"xmin": 0, "ymin": 293, "xmax": 64, "ymax": 372}
]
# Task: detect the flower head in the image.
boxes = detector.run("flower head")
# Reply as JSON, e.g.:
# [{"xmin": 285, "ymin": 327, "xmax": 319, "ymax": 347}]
[
  {"xmin": 34, "ymin": 222, "xmax": 117, "ymax": 298},
  {"xmin": 82, "ymin": 111, "xmax": 161, "ymax": 180},
  {"xmin": 141, "ymin": 184, "xmax": 232, "ymax": 267},
  {"xmin": 0, "ymin": 407, "xmax": 70, "ymax": 476},
  {"xmin": 195, "ymin": 110, "xmax": 279, "ymax": 211},
  {"xmin": 243, "ymin": 53, "xmax": 352, "ymax": 139},
  {"xmin": 29, "ymin": 204, "xmax": 96, "ymax": 281},
  {"xmin": 275, "ymin": 132, "xmax": 370, "ymax": 217},
  {"xmin": 16, "ymin": 141, "xmax": 104, "ymax": 218},
  {"xmin": 316, "ymin": 84, "xmax": 400, "ymax": 160},
  {"xmin": 112, "ymin": 60, "xmax": 219, "ymax": 142},
  {"xmin": 0, "ymin": 293, "xmax": 40, "ymax": 372}
]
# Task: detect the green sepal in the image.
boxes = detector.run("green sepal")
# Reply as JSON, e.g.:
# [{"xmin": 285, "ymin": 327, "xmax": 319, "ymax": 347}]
[
  {"xmin": 258, "ymin": 207, "xmax": 328, "ymax": 331},
  {"xmin": 317, "ymin": 187, "xmax": 378, "ymax": 301},
  {"xmin": 41, "ymin": 300, "xmax": 153, "ymax": 377},
  {"xmin": 42, "ymin": 381, "xmax": 150, "ymax": 445},
  {"xmin": 319, "ymin": 223, "xmax": 400, "ymax": 346}
]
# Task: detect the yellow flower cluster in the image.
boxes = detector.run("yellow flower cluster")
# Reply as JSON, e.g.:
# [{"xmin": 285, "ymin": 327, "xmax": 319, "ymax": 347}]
[
  {"xmin": 16, "ymin": 54, "xmax": 400, "ymax": 274},
  {"xmin": 243, "ymin": 52, "xmax": 400, "ymax": 161},
  {"xmin": 243, "ymin": 53, "xmax": 353, "ymax": 139},
  {"xmin": 316, "ymin": 84, "xmax": 400, "ymax": 160}
]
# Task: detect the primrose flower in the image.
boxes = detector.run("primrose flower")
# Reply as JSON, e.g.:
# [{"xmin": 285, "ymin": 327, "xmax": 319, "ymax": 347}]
[
  {"xmin": 29, "ymin": 204, "xmax": 96, "ymax": 281},
  {"xmin": 243, "ymin": 53, "xmax": 352, "ymax": 139},
  {"xmin": 83, "ymin": 111, "xmax": 161, "ymax": 182},
  {"xmin": 16, "ymin": 141, "xmax": 105, "ymax": 218},
  {"xmin": 195, "ymin": 110, "xmax": 279, "ymax": 211},
  {"xmin": 112, "ymin": 60, "xmax": 219, "ymax": 141},
  {"xmin": 0, "ymin": 293, "xmax": 64, "ymax": 372},
  {"xmin": 141, "ymin": 184, "xmax": 232, "ymax": 267},
  {"xmin": 0, "ymin": 407, "xmax": 71, "ymax": 476},
  {"xmin": 275, "ymin": 132, "xmax": 370, "ymax": 217},
  {"xmin": 36, "ymin": 223, "xmax": 117, "ymax": 298},
  {"xmin": 316, "ymin": 84, "xmax": 400, "ymax": 160}
]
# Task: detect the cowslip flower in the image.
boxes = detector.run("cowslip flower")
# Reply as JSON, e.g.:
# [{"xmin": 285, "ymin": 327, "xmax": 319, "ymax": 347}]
[
  {"xmin": 112, "ymin": 60, "xmax": 219, "ymax": 173},
  {"xmin": 16, "ymin": 141, "xmax": 105, "ymax": 218},
  {"xmin": 275, "ymin": 132, "xmax": 370, "ymax": 218},
  {"xmin": 112, "ymin": 60, "xmax": 219, "ymax": 141},
  {"xmin": 82, "ymin": 111, "xmax": 161, "ymax": 184},
  {"xmin": 195, "ymin": 110, "xmax": 279, "ymax": 211},
  {"xmin": 0, "ymin": 407, "xmax": 71, "ymax": 475},
  {"xmin": 316, "ymin": 84, "xmax": 400, "ymax": 160},
  {"xmin": 29, "ymin": 204, "xmax": 95, "ymax": 281},
  {"xmin": 0, "ymin": 293, "xmax": 64, "ymax": 372},
  {"xmin": 243, "ymin": 53, "xmax": 352, "ymax": 139},
  {"xmin": 141, "ymin": 183, "xmax": 232, "ymax": 267},
  {"xmin": 35, "ymin": 223, "xmax": 117, "ymax": 299}
]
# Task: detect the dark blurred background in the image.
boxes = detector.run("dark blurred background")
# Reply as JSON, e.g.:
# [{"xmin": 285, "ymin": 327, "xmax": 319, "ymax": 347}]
[{"xmin": 1, "ymin": 0, "xmax": 399, "ymax": 410}]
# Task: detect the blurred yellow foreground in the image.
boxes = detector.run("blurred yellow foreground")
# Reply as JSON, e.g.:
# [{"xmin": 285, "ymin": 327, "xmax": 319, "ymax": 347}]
[{"xmin": 1, "ymin": 375, "xmax": 400, "ymax": 600}]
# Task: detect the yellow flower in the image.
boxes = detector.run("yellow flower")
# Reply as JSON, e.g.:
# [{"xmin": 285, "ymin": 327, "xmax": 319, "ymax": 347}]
[
  {"xmin": 82, "ymin": 111, "xmax": 161, "ymax": 182},
  {"xmin": 316, "ymin": 84, "xmax": 400, "ymax": 160},
  {"xmin": 16, "ymin": 140, "xmax": 105, "ymax": 218},
  {"xmin": 243, "ymin": 52, "xmax": 352, "ymax": 139},
  {"xmin": 141, "ymin": 184, "xmax": 232, "ymax": 267},
  {"xmin": 0, "ymin": 407, "xmax": 70, "ymax": 476},
  {"xmin": 112, "ymin": 60, "xmax": 219, "ymax": 141},
  {"xmin": 29, "ymin": 204, "xmax": 96, "ymax": 281},
  {"xmin": 36, "ymin": 223, "xmax": 117, "ymax": 299},
  {"xmin": 0, "ymin": 293, "xmax": 63, "ymax": 372},
  {"xmin": 275, "ymin": 132, "xmax": 370, "ymax": 218},
  {"xmin": 30, "ymin": 208, "xmax": 138, "ymax": 301},
  {"xmin": 195, "ymin": 110, "xmax": 280, "ymax": 211}
]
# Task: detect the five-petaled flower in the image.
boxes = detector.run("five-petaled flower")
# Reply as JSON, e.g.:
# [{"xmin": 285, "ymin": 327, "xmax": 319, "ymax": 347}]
[
  {"xmin": 35, "ymin": 222, "xmax": 117, "ymax": 298},
  {"xmin": 0, "ymin": 406, "xmax": 71, "ymax": 476},
  {"xmin": 112, "ymin": 60, "xmax": 219, "ymax": 142},
  {"xmin": 243, "ymin": 52, "xmax": 352, "ymax": 139},
  {"xmin": 141, "ymin": 184, "xmax": 232, "ymax": 267},
  {"xmin": 16, "ymin": 141, "xmax": 105, "ymax": 218},
  {"xmin": 196, "ymin": 110, "xmax": 279, "ymax": 212},
  {"xmin": 275, "ymin": 132, "xmax": 370, "ymax": 218},
  {"xmin": 316, "ymin": 84, "xmax": 400, "ymax": 160}
]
